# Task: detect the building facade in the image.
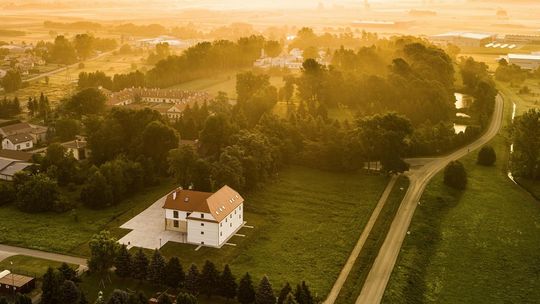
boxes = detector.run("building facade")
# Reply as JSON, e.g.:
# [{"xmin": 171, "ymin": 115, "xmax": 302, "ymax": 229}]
[
  {"xmin": 162, "ymin": 185, "xmax": 244, "ymax": 248},
  {"xmin": 1, "ymin": 134, "xmax": 33, "ymax": 151}
]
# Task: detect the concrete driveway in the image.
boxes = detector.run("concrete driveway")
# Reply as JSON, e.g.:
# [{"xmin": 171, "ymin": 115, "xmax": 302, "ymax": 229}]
[{"xmin": 118, "ymin": 191, "xmax": 187, "ymax": 250}]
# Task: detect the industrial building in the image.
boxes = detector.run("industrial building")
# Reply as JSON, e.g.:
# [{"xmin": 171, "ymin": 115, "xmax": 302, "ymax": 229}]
[
  {"xmin": 506, "ymin": 53, "xmax": 540, "ymax": 70},
  {"xmin": 430, "ymin": 32, "xmax": 496, "ymax": 47}
]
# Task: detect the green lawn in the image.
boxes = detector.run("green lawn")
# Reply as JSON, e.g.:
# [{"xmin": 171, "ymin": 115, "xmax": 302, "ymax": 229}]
[
  {"xmin": 156, "ymin": 166, "xmax": 389, "ymax": 299},
  {"xmin": 170, "ymin": 71, "xmax": 284, "ymax": 99},
  {"xmin": 335, "ymin": 176, "xmax": 410, "ymax": 304},
  {"xmin": 382, "ymin": 89, "xmax": 540, "ymax": 303},
  {"xmin": 0, "ymin": 179, "xmax": 176, "ymax": 256},
  {"xmin": 0, "ymin": 255, "xmax": 76, "ymax": 278}
]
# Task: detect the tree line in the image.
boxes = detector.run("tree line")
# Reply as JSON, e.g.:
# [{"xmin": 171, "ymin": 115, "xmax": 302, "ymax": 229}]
[{"xmin": 86, "ymin": 231, "xmax": 317, "ymax": 304}]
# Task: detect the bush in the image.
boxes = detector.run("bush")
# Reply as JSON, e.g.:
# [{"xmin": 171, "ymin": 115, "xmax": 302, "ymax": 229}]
[
  {"xmin": 477, "ymin": 145, "xmax": 496, "ymax": 166},
  {"xmin": 444, "ymin": 160, "xmax": 467, "ymax": 190},
  {"xmin": 0, "ymin": 183, "xmax": 16, "ymax": 205}
]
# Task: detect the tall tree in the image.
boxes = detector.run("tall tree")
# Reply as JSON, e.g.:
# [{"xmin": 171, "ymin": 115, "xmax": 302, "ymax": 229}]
[
  {"xmin": 148, "ymin": 250, "xmax": 166, "ymax": 286},
  {"xmin": 41, "ymin": 267, "xmax": 63, "ymax": 304},
  {"xmin": 87, "ymin": 230, "xmax": 119, "ymax": 273},
  {"xmin": 114, "ymin": 245, "xmax": 132, "ymax": 278},
  {"xmin": 131, "ymin": 248, "xmax": 149, "ymax": 280},
  {"xmin": 255, "ymin": 276, "xmax": 275, "ymax": 304},
  {"xmin": 219, "ymin": 264, "xmax": 237, "ymax": 301},
  {"xmin": 176, "ymin": 292, "xmax": 198, "ymax": 304},
  {"xmin": 60, "ymin": 280, "xmax": 81, "ymax": 304},
  {"xmin": 277, "ymin": 283, "xmax": 292, "ymax": 304},
  {"xmin": 199, "ymin": 260, "xmax": 220, "ymax": 298},
  {"xmin": 237, "ymin": 273, "xmax": 256, "ymax": 304},
  {"xmin": 164, "ymin": 256, "xmax": 185, "ymax": 289},
  {"xmin": 185, "ymin": 264, "xmax": 200, "ymax": 296}
]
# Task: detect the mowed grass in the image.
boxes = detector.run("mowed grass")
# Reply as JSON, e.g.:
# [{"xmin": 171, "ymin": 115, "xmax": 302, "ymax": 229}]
[
  {"xmin": 159, "ymin": 166, "xmax": 389, "ymax": 299},
  {"xmin": 0, "ymin": 255, "xmax": 76, "ymax": 278},
  {"xmin": 383, "ymin": 89, "xmax": 540, "ymax": 303},
  {"xmin": 0, "ymin": 179, "xmax": 176, "ymax": 256},
  {"xmin": 170, "ymin": 71, "xmax": 284, "ymax": 99}
]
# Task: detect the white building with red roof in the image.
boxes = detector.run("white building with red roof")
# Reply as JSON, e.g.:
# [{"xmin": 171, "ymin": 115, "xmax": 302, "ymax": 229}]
[{"xmin": 162, "ymin": 185, "xmax": 245, "ymax": 247}]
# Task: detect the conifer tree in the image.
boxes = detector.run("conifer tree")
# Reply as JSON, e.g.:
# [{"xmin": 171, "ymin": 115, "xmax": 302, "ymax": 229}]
[
  {"xmin": 219, "ymin": 264, "xmax": 237, "ymax": 301},
  {"xmin": 114, "ymin": 244, "xmax": 132, "ymax": 278},
  {"xmin": 185, "ymin": 264, "xmax": 200, "ymax": 295},
  {"xmin": 199, "ymin": 260, "xmax": 219, "ymax": 298},
  {"xmin": 158, "ymin": 294, "xmax": 173, "ymax": 304},
  {"xmin": 176, "ymin": 292, "xmax": 198, "ymax": 304},
  {"xmin": 255, "ymin": 276, "xmax": 275, "ymax": 304},
  {"xmin": 164, "ymin": 256, "xmax": 185, "ymax": 289},
  {"xmin": 60, "ymin": 280, "xmax": 81, "ymax": 304},
  {"xmin": 283, "ymin": 293, "xmax": 298, "ymax": 304},
  {"xmin": 238, "ymin": 273, "xmax": 256, "ymax": 304},
  {"xmin": 277, "ymin": 283, "xmax": 292, "ymax": 304},
  {"xmin": 131, "ymin": 248, "xmax": 149, "ymax": 280},
  {"xmin": 42, "ymin": 267, "xmax": 63, "ymax": 304},
  {"xmin": 148, "ymin": 249, "xmax": 166, "ymax": 285}
]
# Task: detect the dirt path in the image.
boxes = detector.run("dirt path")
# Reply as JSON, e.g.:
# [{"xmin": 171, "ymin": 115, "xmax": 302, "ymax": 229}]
[
  {"xmin": 355, "ymin": 94, "xmax": 504, "ymax": 304},
  {"xmin": 324, "ymin": 175, "xmax": 398, "ymax": 304}
]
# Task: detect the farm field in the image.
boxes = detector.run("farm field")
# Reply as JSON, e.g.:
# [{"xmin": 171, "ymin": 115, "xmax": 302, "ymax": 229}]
[{"xmin": 382, "ymin": 88, "xmax": 540, "ymax": 303}]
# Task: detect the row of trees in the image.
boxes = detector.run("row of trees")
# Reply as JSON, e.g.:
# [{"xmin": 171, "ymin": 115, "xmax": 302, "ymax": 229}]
[
  {"xmin": 0, "ymin": 96, "xmax": 21, "ymax": 118},
  {"xmin": 35, "ymin": 33, "xmax": 117, "ymax": 65},
  {"xmin": 87, "ymin": 231, "xmax": 316, "ymax": 304}
]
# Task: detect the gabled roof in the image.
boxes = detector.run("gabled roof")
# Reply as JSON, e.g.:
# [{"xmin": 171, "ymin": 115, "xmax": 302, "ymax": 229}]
[
  {"xmin": 4, "ymin": 133, "xmax": 32, "ymax": 144},
  {"xmin": 0, "ymin": 150, "xmax": 32, "ymax": 162},
  {"xmin": 163, "ymin": 185, "xmax": 244, "ymax": 222},
  {"xmin": 0, "ymin": 162, "xmax": 31, "ymax": 177},
  {"xmin": 0, "ymin": 123, "xmax": 32, "ymax": 135}
]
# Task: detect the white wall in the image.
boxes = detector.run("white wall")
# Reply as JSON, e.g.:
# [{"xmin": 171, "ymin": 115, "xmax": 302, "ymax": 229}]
[
  {"xmin": 187, "ymin": 220, "xmax": 219, "ymax": 247},
  {"xmin": 218, "ymin": 203, "xmax": 244, "ymax": 246},
  {"xmin": 1, "ymin": 139, "xmax": 32, "ymax": 151}
]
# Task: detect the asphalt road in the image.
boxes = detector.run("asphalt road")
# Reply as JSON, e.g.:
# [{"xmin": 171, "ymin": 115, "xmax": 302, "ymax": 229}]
[
  {"xmin": 355, "ymin": 94, "xmax": 504, "ymax": 304},
  {"xmin": 0, "ymin": 244, "xmax": 87, "ymax": 266}
]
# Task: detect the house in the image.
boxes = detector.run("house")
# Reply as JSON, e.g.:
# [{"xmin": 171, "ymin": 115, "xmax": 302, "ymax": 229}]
[
  {"xmin": 103, "ymin": 87, "xmax": 211, "ymax": 107},
  {"xmin": 2, "ymin": 134, "xmax": 33, "ymax": 151},
  {"xmin": 0, "ymin": 270, "xmax": 36, "ymax": 294},
  {"xmin": 162, "ymin": 185, "xmax": 244, "ymax": 248},
  {"xmin": 0, "ymin": 160, "xmax": 32, "ymax": 181},
  {"xmin": 62, "ymin": 139, "xmax": 88, "ymax": 160},
  {"xmin": 0, "ymin": 122, "xmax": 47, "ymax": 144}
]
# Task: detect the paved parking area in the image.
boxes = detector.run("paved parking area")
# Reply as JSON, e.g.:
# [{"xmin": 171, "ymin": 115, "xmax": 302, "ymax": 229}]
[{"xmin": 118, "ymin": 192, "xmax": 187, "ymax": 250}]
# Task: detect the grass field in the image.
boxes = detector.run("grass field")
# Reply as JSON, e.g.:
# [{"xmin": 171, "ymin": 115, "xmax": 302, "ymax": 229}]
[
  {"xmin": 335, "ymin": 176, "xmax": 410, "ymax": 304},
  {"xmin": 382, "ymin": 86, "xmax": 540, "ymax": 303},
  {"xmin": 169, "ymin": 71, "xmax": 284, "ymax": 99},
  {"xmin": 0, "ymin": 255, "xmax": 76, "ymax": 278},
  {"xmin": 0, "ymin": 178, "xmax": 176, "ymax": 256},
  {"xmin": 115, "ymin": 166, "xmax": 392, "ymax": 300},
  {"xmin": 1, "ymin": 52, "xmax": 149, "ymax": 104}
]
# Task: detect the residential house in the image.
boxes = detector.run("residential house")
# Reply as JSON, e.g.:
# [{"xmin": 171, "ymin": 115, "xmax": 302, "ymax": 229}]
[
  {"xmin": 0, "ymin": 157, "xmax": 32, "ymax": 181},
  {"xmin": 162, "ymin": 185, "xmax": 244, "ymax": 248},
  {"xmin": 0, "ymin": 122, "xmax": 47, "ymax": 144},
  {"xmin": 2, "ymin": 134, "xmax": 33, "ymax": 151},
  {"xmin": 103, "ymin": 87, "xmax": 211, "ymax": 106},
  {"xmin": 61, "ymin": 139, "xmax": 88, "ymax": 160}
]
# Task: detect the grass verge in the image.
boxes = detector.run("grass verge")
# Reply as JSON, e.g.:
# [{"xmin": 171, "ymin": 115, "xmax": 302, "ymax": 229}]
[{"xmin": 335, "ymin": 175, "xmax": 410, "ymax": 304}]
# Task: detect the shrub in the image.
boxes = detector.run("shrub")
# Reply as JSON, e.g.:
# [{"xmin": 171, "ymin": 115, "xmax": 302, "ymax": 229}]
[
  {"xmin": 477, "ymin": 145, "xmax": 496, "ymax": 166},
  {"xmin": 444, "ymin": 160, "xmax": 467, "ymax": 190}
]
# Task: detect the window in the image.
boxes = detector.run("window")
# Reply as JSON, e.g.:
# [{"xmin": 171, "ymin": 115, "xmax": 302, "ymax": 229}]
[
  {"xmin": 173, "ymin": 211, "xmax": 179, "ymax": 218},
  {"xmin": 201, "ymin": 223, "xmax": 204, "ymax": 226},
  {"xmin": 26, "ymin": 142, "xmax": 30, "ymax": 147},
  {"xmin": 220, "ymin": 232, "xmax": 222, "ymax": 236},
  {"xmin": 201, "ymin": 241, "xmax": 204, "ymax": 244},
  {"xmin": 220, "ymin": 223, "xmax": 222, "ymax": 227},
  {"xmin": 201, "ymin": 231, "xmax": 204, "ymax": 235},
  {"xmin": 201, "ymin": 214, "xmax": 204, "ymax": 219},
  {"xmin": 173, "ymin": 220, "xmax": 179, "ymax": 228},
  {"xmin": 230, "ymin": 214, "xmax": 232, "ymax": 219},
  {"xmin": 230, "ymin": 223, "xmax": 232, "ymax": 227},
  {"xmin": 235, "ymin": 210, "xmax": 237, "ymax": 214},
  {"xmin": 226, "ymin": 218, "xmax": 228, "ymax": 223}
]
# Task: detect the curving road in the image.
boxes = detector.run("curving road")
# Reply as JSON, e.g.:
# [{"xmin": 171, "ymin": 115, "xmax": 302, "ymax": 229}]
[{"xmin": 355, "ymin": 94, "xmax": 504, "ymax": 304}]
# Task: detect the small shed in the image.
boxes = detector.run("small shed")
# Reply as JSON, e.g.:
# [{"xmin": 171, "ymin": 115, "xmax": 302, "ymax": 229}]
[{"xmin": 0, "ymin": 270, "xmax": 36, "ymax": 294}]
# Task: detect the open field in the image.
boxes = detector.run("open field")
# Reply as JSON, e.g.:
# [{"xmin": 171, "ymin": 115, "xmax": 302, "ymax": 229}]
[
  {"xmin": 1, "ymin": 51, "xmax": 150, "ymax": 104},
  {"xmin": 144, "ymin": 166, "xmax": 389, "ymax": 299},
  {"xmin": 382, "ymin": 90, "xmax": 540, "ymax": 303},
  {"xmin": 169, "ymin": 70, "xmax": 284, "ymax": 99},
  {"xmin": 0, "ymin": 178, "xmax": 176, "ymax": 256},
  {"xmin": 0, "ymin": 255, "xmax": 76, "ymax": 278},
  {"xmin": 334, "ymin": 176, "xmax": 409, "ymax": 304}
]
